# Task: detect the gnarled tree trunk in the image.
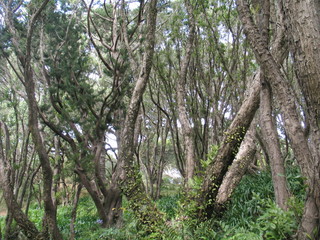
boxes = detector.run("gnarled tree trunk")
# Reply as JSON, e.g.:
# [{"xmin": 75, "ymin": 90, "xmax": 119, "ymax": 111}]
[
  {"xmin": 1, "ymin": 0, "xmax": 63, "ymax": 238},
  {"xmin": 237, "ymin": 0, "xmax": 320, "ymax": 238}
]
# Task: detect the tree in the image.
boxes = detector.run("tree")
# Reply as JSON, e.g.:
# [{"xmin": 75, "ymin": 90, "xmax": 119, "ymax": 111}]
[
  {"xmin": 0, "ymin": 122, "xmax": 42, "ymax": 239},
  {"xmin": 284, "ymin": 2, "xmax": 320, "ymax": 237},
  {"xmin": 175, "ymin": 0, "xmax": 197, "ymax": 183},
  {"xmin": 109, "ymin": 0, "xmax": 166, "ymax": 233},
  {"xmin": 255, "ymin": 0, "xmax": 290, "ymax": 210},
  {"xmin": 237, "ymin": 0, "xmax": 320, "ymax": 238},
  {"xmin": 1, "ymin": 0, "xmax": 63, "ymax": 238},
  {"xmin": 1, "ymin": 0, "xmax": 317, "ymax": 239}
]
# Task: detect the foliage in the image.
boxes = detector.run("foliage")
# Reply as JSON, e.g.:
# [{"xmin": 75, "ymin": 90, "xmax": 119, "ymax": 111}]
[
  {"xmin": 254, "ymin": 200, "xmax": 296, "ymax": 239},
  {"xmin": 286, "ymin": 164, "xmax": 307, "ymax": 200},
  {"xmin": 0, "ymin": 165, "xmax": 305, "ymax": 240},
  {"xmin": 156, "ymin": 195, "xmax": 180, "ymax": 220},
  {"xmin": 0, "ymin": 0, "xmax": 313, "ymax": 239},
  {"xmin": 222, "ymin": 171, "xmax": 274, "ymax": 228},
  {"xmin": 160, "ymin": 175, "xmax": 183, "ymax": 197},
  {"xmin": 154, "ymin": 168, "xmax": 303, "ymax": 240},
  {"xmin": 0, "ymin": 215, "xmax": 4, "ymax": 237},
  {"xmin": 201, "ymin": 144, "xmax": 219, "ymax": 168},
  {"xmin": 218, "ymin": 168, "xmax": 304, "ymax": 240},
  {"xmin": 28, "ymin": 204, "xmax": 45, "ymax": 230}
]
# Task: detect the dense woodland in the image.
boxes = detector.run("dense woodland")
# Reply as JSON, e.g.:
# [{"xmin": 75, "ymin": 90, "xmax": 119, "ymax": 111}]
[{"xmin": 0, "ymin": 0, "xmax": 319, "ymax": 239}]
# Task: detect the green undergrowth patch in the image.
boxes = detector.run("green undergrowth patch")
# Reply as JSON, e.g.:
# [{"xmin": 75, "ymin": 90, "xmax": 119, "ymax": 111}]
[{"xmin": 0, "ymin": 165, "xmax": 306, "ymax": 239}]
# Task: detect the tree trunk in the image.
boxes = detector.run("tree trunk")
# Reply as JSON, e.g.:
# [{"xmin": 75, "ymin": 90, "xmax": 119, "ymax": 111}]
[
  {"xmin": 260, "ymin": 77, "xmax": 290, "ymax": 210},
  {"xmin": 155, "ymin": 122, "xmax": 169, "ymax": 200},
  {"xmin": 104, "ymin": 182, "xmax": 123, "ymax": 227},
  {"xmin": 284, "ymin": 1, "xmax": 320, "ymax": 238},
  {"xmin": 254, "ymin": 1, "xmax": 290, "ymax": 209},
  {"xmin": 52, "ymin": 136, "xmax": 62, "ymax": 207},
  {"xmin": 74, "ymin": 167, "xmax": 108, "ymax": 227},
  {"xmin": 198, "ymin": 70, "xmax": 261, "ymax": 219},
  {"xmin": 284, "ymin": 0, "xmax": 320, "ymax": 123},
  {"xmin": 110, "ymin": 0, "xmax": 164, "ymax": 234},
  {"xmin": 3, "ymin": 1, "xmax": 63, "ymax": 238},
  {"xmin": 237, "ymin": 1, "xmax": 319, "ymax": 238},
  {"xmin": 176, "ymin": 0, "xmax": 196, "ymax": 183},
  {"xmin": 0, "ymin": 122, "xmax": 42, "ymax": 239},
  {"xmin": 69, "ymin": 184, "xmax": 82, "ymax": 240},
  {"xmin": 24, "ymin": 48, "xmax": 63, "ymax": 240},
  {"xmin": 215, "ymin": 120, "xmax": 257, "ymax": 206}
]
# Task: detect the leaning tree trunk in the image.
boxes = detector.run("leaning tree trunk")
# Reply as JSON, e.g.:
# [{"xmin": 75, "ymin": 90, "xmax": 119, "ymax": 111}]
[
  {"xmin": 197, "ymin": 0, "xmax": 289, "ymax": 219},
  {"xmin": 237, "ymin": 1, "xmax": 319, "ymax": 238},
  {"xmin": 215, "ymin": 120, "xmax": 257, "ymax": 206},
  {"xmin": 198, "ymin": 70, "xmax": 261, "ymax": 219}
]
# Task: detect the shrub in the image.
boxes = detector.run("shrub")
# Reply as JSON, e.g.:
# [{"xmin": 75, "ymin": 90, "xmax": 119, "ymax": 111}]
[
  {"xmin": 254, "ymin": 201, "xmax": 297, "ymax": 239},
  {"xmin": 222, "ymin": 171, "xmax": 274, "ymax": 228},
  {"xmin": 157, "ymin": 195, "xmax": 179, "ymax": 220}
]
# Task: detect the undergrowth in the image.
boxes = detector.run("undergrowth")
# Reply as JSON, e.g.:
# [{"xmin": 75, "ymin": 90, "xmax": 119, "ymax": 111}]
[{"xmin": 0, "ymin": 166, "xmax": 305, "ymax": 239}]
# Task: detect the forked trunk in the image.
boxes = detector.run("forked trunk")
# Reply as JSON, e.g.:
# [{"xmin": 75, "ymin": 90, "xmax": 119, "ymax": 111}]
[
  {"xmin": 237, "ymin": 1, "xmax": 319, "ymax": 238},
  {"xmin": 112, "ymin": 0, "xmax": 164, "ymax": 234}
]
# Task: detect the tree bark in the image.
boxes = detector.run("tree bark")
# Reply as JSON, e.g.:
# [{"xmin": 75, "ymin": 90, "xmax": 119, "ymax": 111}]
[
  {"xmin": 237, "ymin": 1, "xmax": 319, "ymax": 238},
  {"xmin": 176, "ymin": 0, "xmax": 196, "ymax": 183},
  {"xmin": 0, "ymin": 122, "xmax": 42, "ymax": 239},
  {"xmin": 216, "ymin": 120, "xmax": 257, "ymax": 206},
  {"xmin": 284, "ymin": 1, "xmax": 320, "ymax": 238},
  {"xmin": 111, "ymin": 0, "xmax": 164, "ymax": 234},
  {"xmin": 285, "ymin": 0, "xmax": 320, "ymax": 123},
  {"xmin": 260, "ymin": 78, "xmax": 290, "ymax": 210},
  {"xmin": 198, "ymin": 70, "xmax": 261, "ymax": 219}
]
